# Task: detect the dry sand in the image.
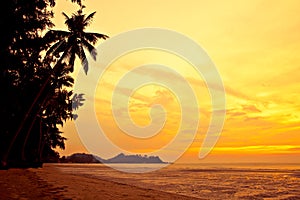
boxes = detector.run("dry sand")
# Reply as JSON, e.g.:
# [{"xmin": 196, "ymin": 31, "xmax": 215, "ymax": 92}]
[{"xmin": 0, "ymin": 164, "xmax": 199, "ymax": 200}]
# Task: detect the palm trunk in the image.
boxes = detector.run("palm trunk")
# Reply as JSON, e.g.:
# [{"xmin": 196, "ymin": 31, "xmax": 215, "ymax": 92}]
[
  {"xmin": 37, "ymin": 119, "xmax": 46, "ymax": 162},
  {"xmin": 21, "ymin": 93, "xmax": 50, "ymax": 161},
  {"xmin": 39, "ymin": 140, "xmax": 46, "ymax": 163},
  {"xmin": 20, "ymin": 114, "xmax": 37, "ymax": 161},
  {"xmin": 38, "ymin": 126, "xmax": 49, "ymax": 163}
]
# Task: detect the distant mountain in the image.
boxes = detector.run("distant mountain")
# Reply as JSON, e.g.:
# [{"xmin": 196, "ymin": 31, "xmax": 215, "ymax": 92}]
[
  {"xmin": 61, "ymin": 153, "xmax": 101, "ymax": 163},
  {"xmin": 105, "ymin": 153, "xmax": 165, "ymax": 163},
  {"xmin": 60, "ymin": 153, "xmax": 166, "ymax": 164}
]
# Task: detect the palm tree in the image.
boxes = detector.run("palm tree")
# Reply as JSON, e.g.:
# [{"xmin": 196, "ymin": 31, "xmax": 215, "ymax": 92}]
[
  {"xmin": 2, "ymin": 8, "xmax": 108, "ymax": 168},
  {"xmin": 45, "ymin": 8, "xmax": 109, "ymax": 74}
]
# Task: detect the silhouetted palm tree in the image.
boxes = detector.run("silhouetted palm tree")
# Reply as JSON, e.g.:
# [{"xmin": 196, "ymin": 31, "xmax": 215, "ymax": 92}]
[{"xmin": 44, "ymin": 8, "xmax": 109, "ymax": 74}]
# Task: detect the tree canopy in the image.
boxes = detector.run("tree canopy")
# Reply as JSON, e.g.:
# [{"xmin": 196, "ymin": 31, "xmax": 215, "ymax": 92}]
[{"xmin": 0, "ymin": 0, "xmax": 108, "ymax": 169}]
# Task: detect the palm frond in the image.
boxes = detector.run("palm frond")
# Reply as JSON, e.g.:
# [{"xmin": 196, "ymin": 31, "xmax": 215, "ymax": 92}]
[
  {"xmin": 56, "ymin": 43, "xmax": 72, "ymax": 65},
  {"xmin": 68, "ymin": 47, "xmax": 77, "ymax": 72},
  {"xmin": 76, "ymin": 45, "xmax": 88, "ymax": 74},
  {"xmin": 82, "ymin": 39, "xmax": 97, "ymax": 60},
  {"xmin": 72, "ymin": 93, "xmax": 85, "ymax": 110},
  {"xmin": 94, "ymin": 33, "xmax": 109, "ymax": 39},
  {"xmin": 94, "ymin": 33, "xmax": 109, "ymax": 40},
  {"xmin": 53, "ymin": 44, "xmax": 68, "ymax": 60},
  {"xmin": 46, "ymin": 40, "xmax": 66, "ymax": 57},
  {"xmin": 59, "ymin": 75, "xmax": 74, "ymax": 88},
  {"xmin": 49, "ymin": 0, "xmax": 56, "ymax": 7},
  {"xmin": 64, "ymin": 18, "xmax": 73, "ymax": 30},
  {"xmin": 65, "ymin": 13, "xmax": 86, "ymax": 32},
  {"xmin": 83, "ymin": 11, "xmax": 96, "ymax": 27},
  {"xmin": 71, "ymin": 0, "xmax": 82, "ymax": 6},
  {"xmin": 44, "ymin": 30, "xmax": 70, "ymax": 44},
  {"xmin": 62, "ymin": 12, "xmax": 70, "ymax": 20},
  {"xmin": 84, "ymin": 32, "xmax": 109, "ymax": 44}
]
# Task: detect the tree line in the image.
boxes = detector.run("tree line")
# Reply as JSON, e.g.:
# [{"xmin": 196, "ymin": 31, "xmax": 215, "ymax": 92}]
[{"xmin": 0, "ymin": 0, "xmax": 108, "ymax": 169}]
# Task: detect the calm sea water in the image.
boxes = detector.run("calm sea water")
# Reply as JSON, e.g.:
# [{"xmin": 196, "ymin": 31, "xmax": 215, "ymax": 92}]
[{"xmin": 56, "ymin": 163, "xmax": 300, "ymax": 199}]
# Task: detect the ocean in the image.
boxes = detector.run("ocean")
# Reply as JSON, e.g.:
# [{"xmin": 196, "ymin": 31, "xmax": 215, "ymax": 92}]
[{"xmin": 56, "ymin": 163, "xmax": 300, "ymax": 199}]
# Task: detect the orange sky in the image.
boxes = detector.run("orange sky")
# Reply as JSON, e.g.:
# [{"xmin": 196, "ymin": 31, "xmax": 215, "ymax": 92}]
[{"xmin": 53, "ymin": 0, "xmax": 300, "ymax": 163}]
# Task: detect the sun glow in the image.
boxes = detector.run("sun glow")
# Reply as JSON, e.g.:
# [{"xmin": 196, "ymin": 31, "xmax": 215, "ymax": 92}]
[{"xmin": 56, "ymin": 0, "xmax": 300, "ymax": 163}]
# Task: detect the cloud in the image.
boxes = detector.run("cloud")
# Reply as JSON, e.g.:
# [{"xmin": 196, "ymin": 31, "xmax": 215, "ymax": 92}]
[
  {"xmin": 242, "ymin": 104, "xmax": 261, "ymax": 113},
  {"xmin": 226, "ymin": 103, "xmax": 262, "ymax": 118}
]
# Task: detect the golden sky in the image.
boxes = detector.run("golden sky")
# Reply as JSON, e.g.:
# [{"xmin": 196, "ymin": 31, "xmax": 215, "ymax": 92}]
[{"xmin": 54, "ymin": 0, "xmax": 300, "ymax": 163}]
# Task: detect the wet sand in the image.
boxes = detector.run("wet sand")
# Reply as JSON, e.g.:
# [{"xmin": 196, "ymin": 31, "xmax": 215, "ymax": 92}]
[{"xmin": 0, "ymin": 164, "xmax": 198, "ymax": 200}]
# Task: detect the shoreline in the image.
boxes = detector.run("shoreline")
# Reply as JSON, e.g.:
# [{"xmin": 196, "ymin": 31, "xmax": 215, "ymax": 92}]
[{"xmin": 0, "ymin": 164, "xmax": 200, "ymax": 200}]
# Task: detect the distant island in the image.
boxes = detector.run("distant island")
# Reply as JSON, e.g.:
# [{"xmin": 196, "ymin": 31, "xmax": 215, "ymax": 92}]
[{"xmin": 60, "ymin": 153, "xmax": 166, "ymax": 164}]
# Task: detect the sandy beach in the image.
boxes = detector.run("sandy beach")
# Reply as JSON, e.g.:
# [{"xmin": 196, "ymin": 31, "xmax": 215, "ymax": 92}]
[
  {"xmin": 1, "ymin": 163, "xmax": 300, "ymax": 199},
  {"xmin": 0, "ymin": 164, "xmax": 198, "ymax": 200}
]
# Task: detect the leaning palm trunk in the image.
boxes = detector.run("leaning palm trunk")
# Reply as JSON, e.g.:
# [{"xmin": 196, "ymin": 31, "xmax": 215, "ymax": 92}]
[
  {"xmin": 37, "ymin": 119, "xmax": 47, "ymax": 163},
  {"xmin": 20, "ymin": 92, "xmax": 51, "ymax": 161},
  {"xmin": 20, "ymin": 114, "xmax": 38, "ymax": 161}
]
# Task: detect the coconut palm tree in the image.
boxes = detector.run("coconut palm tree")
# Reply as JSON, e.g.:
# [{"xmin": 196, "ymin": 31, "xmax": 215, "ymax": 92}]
[{"xmin": 44, "ymin": 8, "xmax": 109, "ymax": 74}]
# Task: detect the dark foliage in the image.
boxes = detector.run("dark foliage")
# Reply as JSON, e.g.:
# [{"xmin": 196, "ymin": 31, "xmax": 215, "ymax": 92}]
[{"xmin": 0, "ymin": 0, "xmax": 107, "ymax": 169}]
